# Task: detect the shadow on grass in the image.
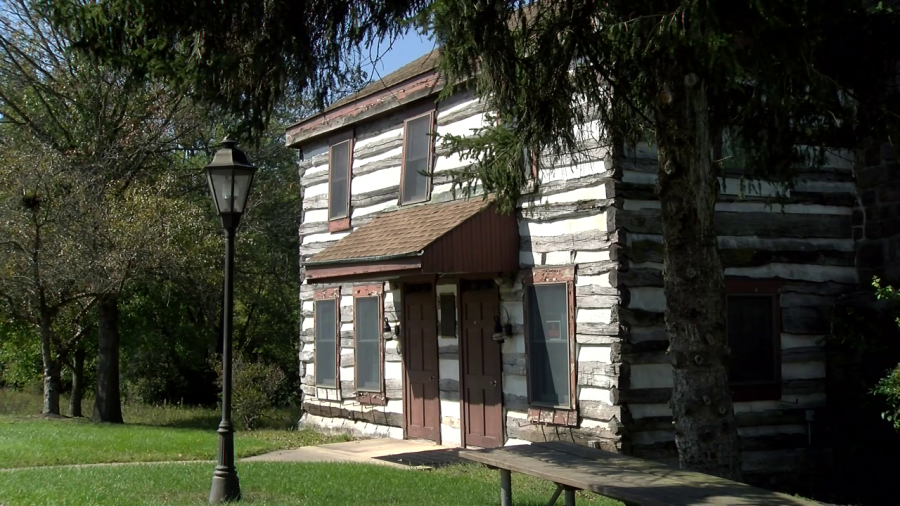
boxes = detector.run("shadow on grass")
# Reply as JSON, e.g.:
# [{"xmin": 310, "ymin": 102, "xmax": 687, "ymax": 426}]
[
  {"xmin": 140, "ymin": 413, "xmax": 222, "ymax": 430},
  {"xmin": 126, "ymin": 406, "xmax": 303, "ymax": 431},
  {"xmin": 2, "ymin": 389, "xmax": 305, "ymax": 432}
]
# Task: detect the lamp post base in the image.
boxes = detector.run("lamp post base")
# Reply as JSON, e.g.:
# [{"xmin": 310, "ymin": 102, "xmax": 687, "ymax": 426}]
[
  {"xmin": 209, "ymin": 421, "xmax": 240, "ymax": 503},
  {"xmin": 209, "ymin": 467, "xmax": 241, "ymax": 503}
]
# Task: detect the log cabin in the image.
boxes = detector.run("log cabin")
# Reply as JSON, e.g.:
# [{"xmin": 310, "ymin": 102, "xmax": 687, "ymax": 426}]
[{"xmin": 286, "ymin": 49, "xmax": 900, "ymax": 493}]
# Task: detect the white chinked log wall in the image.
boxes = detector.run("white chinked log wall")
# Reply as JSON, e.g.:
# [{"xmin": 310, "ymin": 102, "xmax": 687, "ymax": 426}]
[
  {"xmin": 295, "ymin": 83, "xmax": 850, "ymax": 483},
  {"xmin": 296, "ymin": 87, "xmax": 623, "ymax": 448},
  {"xmin": 615, "ymin": 142, "xmax": 855, "ymax": 482}
]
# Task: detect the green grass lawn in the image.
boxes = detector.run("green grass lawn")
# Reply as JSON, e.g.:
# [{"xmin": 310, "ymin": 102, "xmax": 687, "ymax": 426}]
[
  {"xmin": 0, "ymin": 389, "xmax": 350, "ymax": 468},
  {"xmin": 0, "ymin": 461, "xmax": 620, "ymax": 505},
  {"xmin": 0, "ymin": 416, "xmax": 348, "ymax": 468},
  {"xmin": 0, "ymin": 390, "xmax": 621, "ymax": 505}
]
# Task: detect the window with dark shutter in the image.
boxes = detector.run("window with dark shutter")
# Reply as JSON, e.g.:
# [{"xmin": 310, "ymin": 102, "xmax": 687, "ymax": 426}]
[
  {"xmin": 314, "ymin": 299, "xmax": 337, "ymax": 387},
  {"xmin": 400, "ymin": 113, "xmax": 433, "ymax": 204},
  {"xmin": 355, "ymin": 297, "xmax": 382, "ymax": 392},
  {"xmin": 527, "ymin": 284, "xmax": 571, "ymax": 408},
  {"xmin": 725, "ymin": 280, "xmax": 782, "ymax": 401},
  {"xmin": 329, "ymin": 139, "xmax": 351, "ymax": 220}
]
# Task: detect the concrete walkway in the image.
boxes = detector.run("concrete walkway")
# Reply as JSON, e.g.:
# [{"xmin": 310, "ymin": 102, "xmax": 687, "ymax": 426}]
[{"xmin": 242, "ymin": 438, "xmax": 461, "ymax": 470}]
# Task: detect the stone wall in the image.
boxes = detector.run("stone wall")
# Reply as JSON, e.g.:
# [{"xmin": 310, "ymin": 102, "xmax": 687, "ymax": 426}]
[{"xmin": 854, "ymin": 142, "xmax": 900, "ymax": 285}]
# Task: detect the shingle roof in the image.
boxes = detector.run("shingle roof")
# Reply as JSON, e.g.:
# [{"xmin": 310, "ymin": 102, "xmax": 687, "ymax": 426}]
[
  {"xmin": 307, "ymin": 198, "xmax": 492, "ymax": 265},
  {"xmin": 322, "ymin": 50, "xmax": 441, "ymax": 114}
]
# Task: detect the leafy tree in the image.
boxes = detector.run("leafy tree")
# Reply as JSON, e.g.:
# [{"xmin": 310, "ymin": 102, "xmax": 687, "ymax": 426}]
[
  {"xmin": 0, "ymin": 318, "xmax": 41, "ymax": 388},
  {"xmin": 45, "ymin": 0, "xmax": 900, "ymax": 479},
  {"xmin": 0, "ymin": 0, "xmax": 205, "ymax": 417},
  {"xmin": 113, "ymin": 119, "xmax": 307, "ymax": 409},
  {"xmin": 871, "ymin": 277, "xmax": 900, "ymax": 430},
  {"xmin": 41, "ymin": 0, "xmax": 401, "ymax": 138}
]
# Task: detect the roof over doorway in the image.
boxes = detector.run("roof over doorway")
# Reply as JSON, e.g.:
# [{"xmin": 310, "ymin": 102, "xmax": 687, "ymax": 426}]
[{"xmin": 304, "ymin": 198, "xmax": 519, "ymax": 284}]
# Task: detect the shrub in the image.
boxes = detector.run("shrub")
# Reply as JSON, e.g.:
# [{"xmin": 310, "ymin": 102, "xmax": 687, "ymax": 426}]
[
  {"xmin": 872, "ymin": 277, "xmax": 900, "ymax": 430},
  {"xmin": 213, "ymin": 352, "xmax": 286, "ymax": 430}
]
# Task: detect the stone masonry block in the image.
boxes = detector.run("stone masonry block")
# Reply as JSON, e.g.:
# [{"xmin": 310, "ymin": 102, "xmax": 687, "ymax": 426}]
[
  {"xmin": 857, "ymin": 241, "xmax": 886, "ymax": 268},
  {"xmin": 857, "ymin": 165, "xmax": 889, "ymax": 189},
  {"xmin": 861, "ymin": 190, "xmax": 878, "ymax": 207}
]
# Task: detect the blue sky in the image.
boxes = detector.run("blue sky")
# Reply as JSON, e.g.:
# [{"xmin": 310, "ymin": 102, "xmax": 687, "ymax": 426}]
[{"xmin": 360, "ymin": 29, "xmax": 437, "ymax": 82}]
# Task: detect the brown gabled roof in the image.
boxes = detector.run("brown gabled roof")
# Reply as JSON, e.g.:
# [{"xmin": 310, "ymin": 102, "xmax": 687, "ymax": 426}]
[
  {"xmin": 323, "ymin": 50, "xmax": 441, "ymax": 114},
  {"xmin": 285, "ymin": 49, "xmax": 442, "ymax": 146},
  {"xmin": 288, "ymin": 49, "xmax": 441, "ymax": 133},
  {"xmin": 307, "ymin": 197, "xmax": 491, "ymax": 265}
]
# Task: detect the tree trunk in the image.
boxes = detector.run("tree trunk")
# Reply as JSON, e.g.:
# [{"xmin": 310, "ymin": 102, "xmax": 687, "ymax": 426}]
[
  {"xmin": 655, "ymin": 75, "xmax": 742, "ymax": 480},
  {"xmin": 93, "ymin": 295, "xmax": 123, "ymax": 423},
  {"xmin": 39, "ymin": 311, "xmax": 60, "ymax": 416},
  {"xmin": 69, "ymin": 344, "xmax": 86, "ymax": 417}
]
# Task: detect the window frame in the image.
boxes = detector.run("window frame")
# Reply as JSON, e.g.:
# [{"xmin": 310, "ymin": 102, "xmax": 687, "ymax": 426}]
[
  {"xmin": 352, "ymin": 284, "xmax": 386, "ymax": 404},
  {"xmin": 313, "ymin": 287, "xmax": 341, "ymax": 389},
  {"xmin": 523, "ymin": 266, "xmax": 578, "ymax": 411},
  {"xmin": 725, "ymin": 279, "xmax": 783, "ymax": 402},
  {"xmin": 327, "ymin": 129, "xmax": 354, "ymax": 232},
  {"xmin": 399, "ymin": 102, "xmax": 437, "ymax": 206}
]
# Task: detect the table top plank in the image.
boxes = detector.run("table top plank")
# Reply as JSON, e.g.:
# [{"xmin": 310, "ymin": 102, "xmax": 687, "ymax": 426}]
[{"xmin": 459, "ymin": 442, "xmax": 818, "ymax": 506}]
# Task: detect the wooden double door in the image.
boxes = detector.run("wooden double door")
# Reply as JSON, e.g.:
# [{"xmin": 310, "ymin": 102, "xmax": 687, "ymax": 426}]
[{"xmin": 402, "ymin": 280, "xmax": 504, "ymax": 447}]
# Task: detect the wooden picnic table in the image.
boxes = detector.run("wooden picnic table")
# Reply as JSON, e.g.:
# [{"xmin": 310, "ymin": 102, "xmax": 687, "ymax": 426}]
[{"xmin": 459, "ymin": 441, "xmax": 820, "ymax": 506}]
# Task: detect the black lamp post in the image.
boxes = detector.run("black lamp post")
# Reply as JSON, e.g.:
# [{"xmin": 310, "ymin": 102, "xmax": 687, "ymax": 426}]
[{"xmin": 205, "ymin": 136, "xmax": 256, "ymax": 504}]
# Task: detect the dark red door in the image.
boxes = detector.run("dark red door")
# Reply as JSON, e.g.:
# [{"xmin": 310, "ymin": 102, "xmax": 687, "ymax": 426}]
[
  {"xmin": 403, "ymin": 282, "xmax": 440, "ymax": 442},
  {"xmin": 461, "ymin": 280, "xmax": 504, "ymax": 448}
]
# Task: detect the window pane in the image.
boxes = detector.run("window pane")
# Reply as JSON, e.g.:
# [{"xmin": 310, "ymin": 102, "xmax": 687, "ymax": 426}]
[
  {"xmin": 440, "ymin": 294, "xmax": 456, "ymax": 337},
  {"xmin": 232, "ymin": 173, "xmax": 252, "ymax": 213},
  {"xmin": 356, "ymin": 297, "xmax": 381, "ymax": 391},
  {"xmin": 527, "ymin": 284, "xmax": 570, "ymax": 407},
  {"xmin": 402, "ymin": 115, "xmax": 432, "ymax": 203},
  {"xmin": 315, "ymin": 300, "xmax": 337, "ymax": 387},
  {"xmin": 329, "ymin": 141, "xmax": 350, "ymax": 219},
  {"xmin": 727, "ymin": 295, "xmax": 776, "ymax": 384}
]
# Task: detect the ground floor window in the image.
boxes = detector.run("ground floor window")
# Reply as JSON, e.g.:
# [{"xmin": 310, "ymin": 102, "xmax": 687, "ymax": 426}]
[
  {"xmin": 725, "ymin": 279, "xmax": 782, "ymax": 401},
  {"xmin": 355, "ymin": 296, "xmax": 382, "ymax": 392},
  {"xmin": 314, "ymin": 297, "xmax": 338, "ymax": 388},
  {"xmin": 524, "ymin": 267, "xmax": 576, "ymax": 410}
]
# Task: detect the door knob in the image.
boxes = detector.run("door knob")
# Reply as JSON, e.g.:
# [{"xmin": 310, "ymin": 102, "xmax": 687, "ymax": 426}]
[
  {"xmin": 492, "ymin": 380, "xmax": 498, "ymax": 387},
  {"xmin": 430, "ymin": 376, "xmax": 435, "ymax": 381}
]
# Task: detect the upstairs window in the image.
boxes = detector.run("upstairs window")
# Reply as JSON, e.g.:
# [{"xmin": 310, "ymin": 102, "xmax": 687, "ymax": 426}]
[
  {"xmin": 400, "ymin": 111, "xmax": 434, "ymax": 204},
  {"xmin": 314, "ymin": 296, "xmax": 339, "ymax": 388},
  {"xmin": 328, "ymin": 131, "xmax": 353, "ymax": 231},
  {"xmin": 725, "ymin": 280, "xmax": 782, "ymax": 401}
]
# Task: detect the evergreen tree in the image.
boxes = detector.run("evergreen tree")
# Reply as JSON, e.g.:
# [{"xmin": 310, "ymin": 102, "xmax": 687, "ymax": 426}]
[{"xmin": 43, "ymin": 0, "xmax": 900, "ymax": 479}]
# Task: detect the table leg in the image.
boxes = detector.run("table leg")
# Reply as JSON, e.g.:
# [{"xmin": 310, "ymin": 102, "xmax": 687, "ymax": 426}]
[
  {"xmin": 547, "ymin": 484, "xmax": 563, "ymax": 506},
  {"xmin": 500, "ymin": 469, "xmax": 512, "ymax": 506},
  {"xmin": 564, "ymin": 487, "xmax": 576, "ymax": 506}
]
